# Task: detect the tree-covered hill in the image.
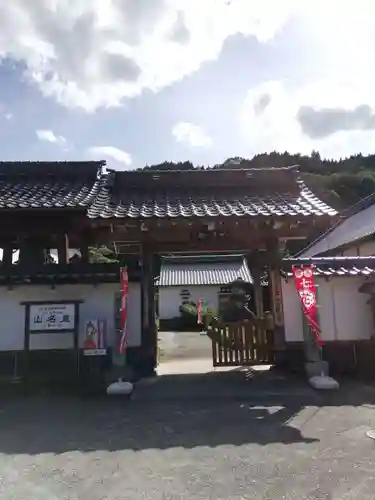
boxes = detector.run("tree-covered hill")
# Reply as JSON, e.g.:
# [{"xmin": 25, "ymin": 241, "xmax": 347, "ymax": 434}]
[{"xmin": 140, "ymin": 151, "xmax": 375, "ymax": 210}]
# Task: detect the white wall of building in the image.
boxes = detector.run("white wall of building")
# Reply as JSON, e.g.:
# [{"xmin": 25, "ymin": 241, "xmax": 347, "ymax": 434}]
[
  {"xmin": 0, "ymin": 283, "xmax": 141, "ymax": 351},
  {"xmin": 358, "ymin": 240, "xmax": 375, "ymax": 256},
  {"xmin": 342, "ymin": 246, "xmax": 359, "ymax": 256},
  {"xmin": 159, "ymin": 285, "xmax": 220, "ymax": 319},
  {"xmin": 282, "ymin": 276, "xmax": 373, "ymax": 342},
  {"xmin": 340, "ymin": 239, "xmax": 375, "ymax": 256}
]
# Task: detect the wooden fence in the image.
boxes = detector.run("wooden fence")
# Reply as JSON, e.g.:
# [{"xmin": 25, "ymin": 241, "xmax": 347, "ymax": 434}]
[{"xmin": 209, "ymin": 319, "xmax": 275, "ymax": 367}]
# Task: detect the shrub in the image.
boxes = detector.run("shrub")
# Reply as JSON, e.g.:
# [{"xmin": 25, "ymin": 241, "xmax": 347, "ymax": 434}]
[{"xmin": 178, "ymin": 301, "xmax": 217, "ymax": 330}]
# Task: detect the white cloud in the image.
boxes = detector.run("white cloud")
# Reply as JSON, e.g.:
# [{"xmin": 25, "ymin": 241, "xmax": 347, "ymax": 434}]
[
  {"xmin": 2, "ymin": 1, "xmax": 375, "ymax": 159},
  {"xmin": 36, "ymin": 129, "xmax": 66, "ymax": 145},
  {"xmin": 172, "ymin": 121, "xmax": 212, "ymax": 147},
  {"xmin": 239, "ymin": 78, "xmax": 375, "ymax": 159},
  {"xmin": 0, "ymin": 0, "xmax": 296, "ymax": 111},
  {"xmin": 0, "ymin": 103, "xmax": 13, "ymax": 120},
  {"xmin": 237, "ymin": 0, "xmax": 375, "ymax": 159},
  {"xmin": 87, "ymin": 146, "xmax": 132, "ymax": 165}
]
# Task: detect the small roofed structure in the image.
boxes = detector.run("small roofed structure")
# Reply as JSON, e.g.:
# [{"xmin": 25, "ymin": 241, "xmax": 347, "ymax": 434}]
[
  {"xmin": 157, "ymin": 254, "xmax": 253, "ymax": 322},
  {"xmin": 158, "ymin": 254, "xmax": 252, "ymax": 286}
]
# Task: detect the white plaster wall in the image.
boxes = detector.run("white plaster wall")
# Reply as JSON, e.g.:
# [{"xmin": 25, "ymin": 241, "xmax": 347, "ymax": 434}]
[
  {"xmin": 342, "ymin": 247, "xmax": 359, "ymax": 256},
  {"xmin": 282, "ymin": 276, "xmax": 373, "ymax": 342},
  {"xmin": 358, "ymin": 240, "xmax": 375, "ymax": 256},
  {"xmin": 281, "ymin": 280, "xmax": 304, "ymax": 342},
  {"xmin": 159, "ymin": 285, "xmax": 220, "ymax": 319},
  {"xmin": 340, "ymin": 239, "xmax": 375, "ymax": 256},
  {"xmin": 0, "ymin": 283, "xmax": 141, "ymax": 351}
]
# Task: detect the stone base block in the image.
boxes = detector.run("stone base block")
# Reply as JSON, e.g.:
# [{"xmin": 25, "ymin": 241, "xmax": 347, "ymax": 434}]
[{"xmin": 305, "ymin": 360, "xmax": 329, "ymax": 378}]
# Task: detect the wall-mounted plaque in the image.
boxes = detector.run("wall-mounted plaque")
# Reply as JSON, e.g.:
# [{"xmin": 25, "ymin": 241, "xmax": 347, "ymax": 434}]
[{"xmin": 29, "ymin": 303, "xmax": 75, "ymax": 332}]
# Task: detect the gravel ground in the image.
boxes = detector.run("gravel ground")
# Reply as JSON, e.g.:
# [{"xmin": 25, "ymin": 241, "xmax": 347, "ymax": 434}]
[{"xmin": 1, "ymin": 370, "xmax": 375, "ymax": 499}]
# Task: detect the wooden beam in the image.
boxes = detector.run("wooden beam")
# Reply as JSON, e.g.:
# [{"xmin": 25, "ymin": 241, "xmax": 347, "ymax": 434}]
[{"xmin": 105, "ymin": 219, "xmax": 318, "ymax": 244}]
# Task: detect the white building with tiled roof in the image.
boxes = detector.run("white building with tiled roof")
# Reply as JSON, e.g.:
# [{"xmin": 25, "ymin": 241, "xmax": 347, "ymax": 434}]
[
  {"xmin": 281, "ymin": 193, "xmax": 375, "ymax": 380},
  {"xmin": 157, "ymin": 254, "xmax": 253, "ymax": 322}
]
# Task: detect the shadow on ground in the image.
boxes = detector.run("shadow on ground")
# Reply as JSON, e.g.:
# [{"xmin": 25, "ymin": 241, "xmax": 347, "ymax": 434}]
[{"xmin": 0, "ymin": 368, "xmax": 374, "ymax": 456}]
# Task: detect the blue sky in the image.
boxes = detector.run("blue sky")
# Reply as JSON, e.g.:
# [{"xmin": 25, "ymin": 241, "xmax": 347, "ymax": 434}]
[{"xmin": 0, "ymin": 1, "xmax": 375, "ymax": 170}]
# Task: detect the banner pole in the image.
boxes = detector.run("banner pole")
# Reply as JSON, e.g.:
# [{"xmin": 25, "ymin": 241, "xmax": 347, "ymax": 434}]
[
  {"xmin": 119, "ymin": 266, "xmax": 129, "ymax": 379},
  {"xmin": 106, "ymin": 266, "xmax": 133, "ymax": 396}
]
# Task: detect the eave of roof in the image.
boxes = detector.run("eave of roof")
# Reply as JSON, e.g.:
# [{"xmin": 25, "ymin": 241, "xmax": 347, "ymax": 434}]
[
  {"xmin": 158, "ymin": 254, "xmax": 253, "ymax": 286},
  {"xmin": 86, "ymin": 166, "xmax": 338, "ymax": 219},
  {"xmin": 0, "ymin": 163, "xmax": 338, "ymax": 221},
  {"xmin": 283, "ymin": 256, "xmax": 375, "ymax": 277},
  {"xmin": 297, "ymin": 192, "xmax": 375, "ymax": 257},
  {"xmin": 0, "ymin": 161, "xmax": 105, "ymax": 211}
]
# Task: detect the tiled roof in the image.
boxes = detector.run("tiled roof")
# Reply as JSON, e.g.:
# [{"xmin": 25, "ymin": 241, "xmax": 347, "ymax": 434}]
[
  {"xmin": 0, "ymin": 161, "xmax": 104, "ymax": 210},
  {"xmin": 87, "ymin": 166, "xmax": 338, "ymax": 219},
  {"xmin": 283, "ymin": 256, "xmax": 375, "ymax": 277},
  {"xmin": 157, "ymin": 254, "xmax": 253, "ymax": 286},
  {"xmin": 0, "ymin": 163, "xmax": 338, "ymax": 220},
  {"xmin": 297, "ymin": 193, "xmax": 375, "ymax": 257}
]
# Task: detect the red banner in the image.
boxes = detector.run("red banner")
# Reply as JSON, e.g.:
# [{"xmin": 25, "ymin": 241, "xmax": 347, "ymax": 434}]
[
  {"xmin": 197, "ymin": 298, "xmax": 203, "ymax": 324},
  {"xmin": 292, "ymin": 265, "xmax": 323, "ymax": 347},
  {"xmin": 118, "ymin": 267, "xmax": 128, "ymax": 354}
]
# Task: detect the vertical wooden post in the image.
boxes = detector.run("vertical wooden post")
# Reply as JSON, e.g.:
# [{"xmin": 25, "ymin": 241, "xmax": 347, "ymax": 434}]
[
  {"xmin": 57, "ymin": 234, "xmax": 69, "ymax": 264},
  {"xmin": 2, "ymin": 245, "xmax": 13, "ymax": 269},
  {"xmin": 23, "ymin": 304, "xmax": 31, "ymax": 394},
  {"xmin": 80, "ymin": 231, "xmax": 90, "ymax": 264},
  {"xmin": 140, "ymin": 245, "xmax": 156, "ymax": 376},
  {"xmin": 74, "ymin": 302, "xmax": 81, "ymax": 389},
  {"xmin": 80, "ymin": 245, "xmax": 90, "ymax": 264},
  {"xmin": 269, "ymin": 266, "xmax": 286, "ymax": 366},
  {"xmin": 252, "ymin": 270, "xmax": 264, "ymax": 318},
  {"xmin": 18, "ymin": 237, "xmax": 47, "ymax": 266}
]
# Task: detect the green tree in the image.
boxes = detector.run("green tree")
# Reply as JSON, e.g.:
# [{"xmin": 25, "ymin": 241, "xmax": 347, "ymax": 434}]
[{"xmin": 89, "ymin": 246, "xmax": 118, "ymax": 263}]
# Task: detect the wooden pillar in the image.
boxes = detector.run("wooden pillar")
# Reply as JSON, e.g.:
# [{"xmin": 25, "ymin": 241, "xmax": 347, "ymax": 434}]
[
  {"xmin": 262, "ymin": 236, "xmax": 287, "ymax": 366},
  {"xmin": 18, "ymin": 237, "xmax": 47, "ymax": 267},
  {"xmin": 269, "ymin": 267, "xmax": 286, "ymax": 366},
  {"xmin": 252, "ymin": 268, "xmax": 264, "ymax": 318},
  {"xmin": 80, "ymin": 230, "xmax": 91, "ymax": 264},
  {"xmin": 57, "ymin": 234, "xmax": 69, "ymax": 264},
  {"xmin": 23, "ymin": 304, "xmax": 31, "ymax": 394},
  {"xmin": 2, "ymin": 245, "xmax": 13, "ymax": 268},
  {"xmin": 140, "ymin": 245, "xmax": 157, "ymax": 376},
  {"xmin": 80, "ymin": 245, "xmax": 90, "ymax": 264}
]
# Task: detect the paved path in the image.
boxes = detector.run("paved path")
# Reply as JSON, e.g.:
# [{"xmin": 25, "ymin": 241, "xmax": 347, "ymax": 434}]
[
  {"xmin": 158, "ymin": 330, "xmax": 212, "ymax": 362},
  {"xmin": 1, "ymin": 371, "xmax": 375, "ymax": 499}
]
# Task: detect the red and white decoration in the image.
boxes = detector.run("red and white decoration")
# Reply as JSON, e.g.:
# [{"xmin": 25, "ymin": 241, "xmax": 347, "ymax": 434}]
[
  {"xmin": 118, "ymin": 267, "xmax": 129, "ymax": 355},
  {"xmin": 197, "ymin": 298, "xmax": 203, "ymax": 324},
  {"xmin": 292, "ymin": 265, "xmax": 323, "ymax": 347}
]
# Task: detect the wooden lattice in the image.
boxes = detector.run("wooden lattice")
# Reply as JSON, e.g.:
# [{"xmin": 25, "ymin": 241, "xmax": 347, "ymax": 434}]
[{"xmin": 210, "ymin": 319, "xmax": 275, "ymax": 367}]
